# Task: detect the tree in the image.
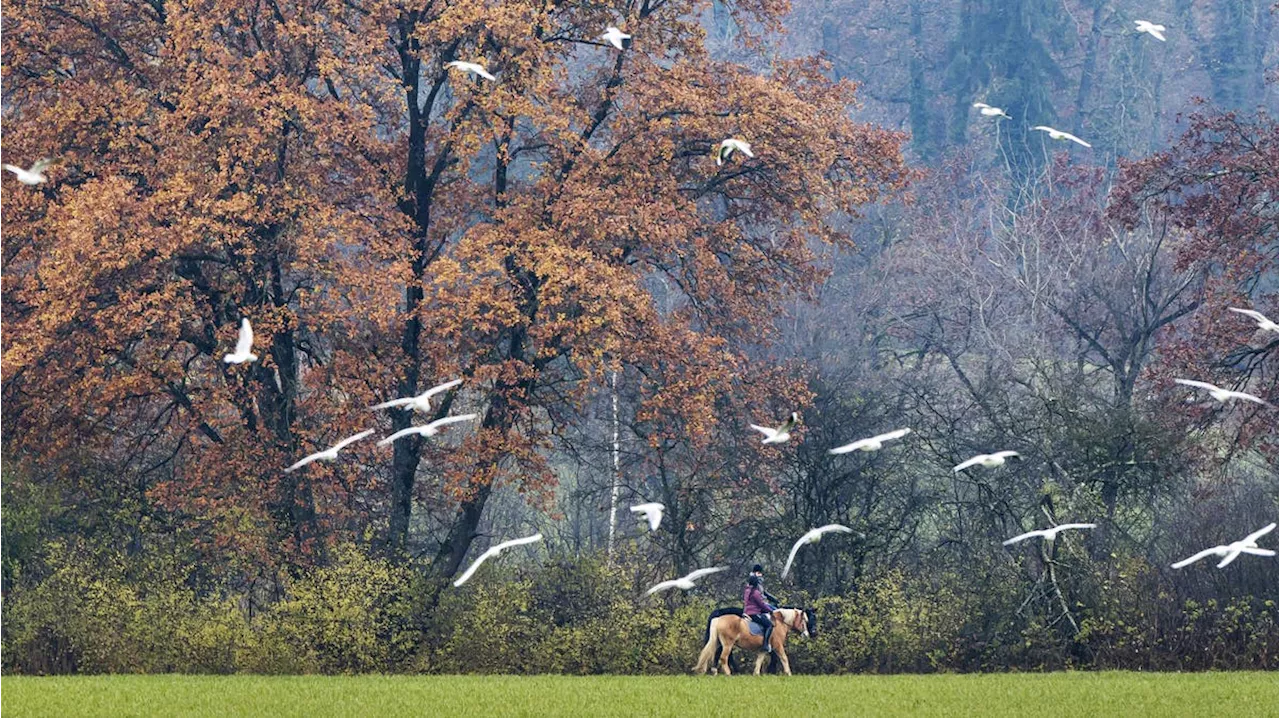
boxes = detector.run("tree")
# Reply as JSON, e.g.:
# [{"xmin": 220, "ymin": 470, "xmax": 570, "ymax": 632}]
[{"xmin": 1, "ymin": 0, "xmax": 909, "ymax": 583}]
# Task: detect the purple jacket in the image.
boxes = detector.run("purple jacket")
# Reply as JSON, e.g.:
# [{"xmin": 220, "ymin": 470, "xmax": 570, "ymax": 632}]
[{"xmin": 743, "ymin": 583, "xmax": 772, "ymax": 616}]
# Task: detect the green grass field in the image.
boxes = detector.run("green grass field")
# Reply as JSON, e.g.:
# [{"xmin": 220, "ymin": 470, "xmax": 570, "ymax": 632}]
[{"xmin": 3, "ymin": 673, "xmax": 1276, "ymax": 717}]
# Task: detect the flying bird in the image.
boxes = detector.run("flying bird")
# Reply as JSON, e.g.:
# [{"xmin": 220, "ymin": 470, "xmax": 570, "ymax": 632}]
[
  {"xmin": 3, "ymin": 158, "xmax": 53, "ymax": 185},
  {"xmin": 1174, "ymin": 379, "xmax": 1271, "ymax": 407},
  {"xmin": 714, "ymin": 138, "xmax": 754, "ymax": 166},
  {"xmin": 223, "ymin": 318, "xmax": 258, "ymax": 364},
  {"xmin": 375, "ymin": 414, "xmax": 479, "ymax": 446},
  {"xmin": 972, "ymin": 102, "xmax": 1011, "ymax": 119},
  {"xmin": 601, "ymin": 26, "xmax": 631, "ymax": 50},
  {"xmin": 445, "ymin": 60, "xmax": 496, "ymax": 82},
  {"xmin": 1172, "ymin": 524, "xmax": 1277, "ymax": 569},
  {"xmin": 1003, "ymin": 523, "xmax": 1097, "ymax": 546},
  {"xmin": 1227, "ymin": 307, "xmax": 1280, "ymax": 333},
  {"xmin": 1134, "ymin": 20, "xmax": 1167, "ymax": 41},
  {"xmin": 645, "ymin": 566, "xmax": 727, "ymax": 595},
  {"xmin": 750, "ymin": 412, "xmax": 799, "ymax": 445},
  {"xmin": 782, "ymin": 524, "xmax": 857, "ymax": 579},
  {"xmin": 630, "ymin": 502, "xmax": 665, "ymax": 532},
  {"xmin": 285, "ymin": 430, "xmax": 376, "ymax": 472},
  {"xmin": 829, "ymin": 428, "xmax": 912, "ymax": 455},
  {"xmin": 371, "ymin": 379, "xmax": 463, "ymax": 414},
  {"xmin": 1032, "ymin": 126, "xmax": 1092, "ymax": 148},
  {"xmin": 453, "ymin": 533, "xmax": 544, "ymax": 587},
  {"xmin": 953, "ymin": 451, "xmax": 1020, "ymax": 473}
]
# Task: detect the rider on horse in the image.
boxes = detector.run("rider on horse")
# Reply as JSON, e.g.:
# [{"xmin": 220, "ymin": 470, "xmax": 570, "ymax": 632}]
[{"xmin": 743, "ymin": 564, "xmax": 780, "ymax": 652}]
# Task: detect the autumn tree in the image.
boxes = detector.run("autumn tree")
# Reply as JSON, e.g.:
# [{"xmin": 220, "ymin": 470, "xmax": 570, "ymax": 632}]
[{"xmin": 1, "ymin": 0, "xmax": 908, "ymax": 584}]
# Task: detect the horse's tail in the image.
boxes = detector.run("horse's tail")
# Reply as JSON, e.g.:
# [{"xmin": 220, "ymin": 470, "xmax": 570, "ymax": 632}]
[{"xmin": 693, "ymin": 616, "xmax": 719, "ymax": 674}]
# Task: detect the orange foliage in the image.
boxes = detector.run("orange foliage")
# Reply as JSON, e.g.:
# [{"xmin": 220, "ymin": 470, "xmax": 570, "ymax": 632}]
[{"xmin": 1, "ymin": 0, "xmax": 906, "ymax": 573}]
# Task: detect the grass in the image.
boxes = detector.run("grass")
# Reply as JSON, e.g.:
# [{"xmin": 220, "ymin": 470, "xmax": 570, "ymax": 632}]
[{"xmin": 3, "ymin": 672, "xmax": 1276, "ymax": 717}]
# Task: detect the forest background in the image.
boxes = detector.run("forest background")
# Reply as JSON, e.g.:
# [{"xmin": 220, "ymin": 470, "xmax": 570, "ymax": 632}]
[{"xmin": 2, "ymin": 0, "xmax": 1276, "ymax": 674}]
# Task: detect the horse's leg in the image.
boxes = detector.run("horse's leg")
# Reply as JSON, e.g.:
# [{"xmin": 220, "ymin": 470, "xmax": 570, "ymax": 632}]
[
  {"xmin": 777, "ymin": 646, "xmax": 792, "ymax": 676},
  {"xmin": 718, "ymin": 643, "xmax": 732, "ymax": 676},
  {"xmin": 753, "ymin": 652, "xmax": 766, "ymax": 675}
]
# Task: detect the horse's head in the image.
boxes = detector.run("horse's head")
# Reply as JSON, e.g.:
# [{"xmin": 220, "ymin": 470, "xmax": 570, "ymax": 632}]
[{"xmin": 805, "ymin": 607, "xmax": 818, "ymax": 639}]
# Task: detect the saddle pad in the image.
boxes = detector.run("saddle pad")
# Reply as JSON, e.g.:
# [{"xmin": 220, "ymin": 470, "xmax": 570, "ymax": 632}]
[{"xmin": 748, "ymin": 620, "xmax": 767, "ymax": 636}]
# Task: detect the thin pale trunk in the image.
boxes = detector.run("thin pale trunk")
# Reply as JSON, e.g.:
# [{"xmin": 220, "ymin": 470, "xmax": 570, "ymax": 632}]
[{"xmin": 607, "ymin": 370, "xmax": 621, "ymax": 559}]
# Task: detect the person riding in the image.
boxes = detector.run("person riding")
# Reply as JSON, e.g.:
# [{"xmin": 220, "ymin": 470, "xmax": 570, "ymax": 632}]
[{"xmin": 743, "ymin": 564, "xmax": 780, "ymax": 653}]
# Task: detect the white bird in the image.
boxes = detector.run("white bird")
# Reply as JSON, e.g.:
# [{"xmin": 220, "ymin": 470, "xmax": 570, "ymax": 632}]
[
  {"xmin": 1172, "ymin": 524, "xmax": 1277, "ymax": 569},
  {"xmin": 645, "ymin": 566, "xmax": 726, "ymax": 595},
  {"xmin": 375, "ymin": 413, "xmax": 479, "ymax": 446},
  {"xmin": 782, "ymin": 524, "xmax": 857, "ymax": 579},
  {"xmin": 445, "ymin": 60, "xmax": 496, "ymax": 82},
  {"xmin": 1032, "ymin": 126, "xmax": 1092, "ymax": 148},
  {"xmin": 1174, "ymin": 379, "xmax": 1271, "ymax": 406},
  {"xmin": 371, "ymin": 379, "xmax": 463, "ymax": 414},
  {"xmin": 3, "ymin": 158, "xmax": 53, "ymax": 185},
  {"xmin": 972, "ymin": 102, "xmax": 1011, "ymax": 119},
  {"xmin": 285, "ymin": 430, "xmax": 376, "ymax": 472},
  {"xmin": 829, "ymin": 428, "xmax": 912, "ymax": 455},
  {"xmin": 1228, "ymin": 307, "xmax": 1280, "ymax": 333},
  {"xmin": 1134, "ymin": 20, "xmax": 1167, "ymax": 42},
  {"xmin": 1002, "ymin": 523, "xmax": 1097, "ymax": 546},
  {"xmin": 453, "ymin": 533, "xmax": 543, "ymax": 587},
  {"xmin": 714, "ymin": 138, "xmax": 754, "ymax": 166},
  {"xmin": 223, "ymin": 318, "xmax": 258, "ymax": 364},
  {"xmin": 750, "ymin": 412, "xmax": 798, "ymax": 445},
  {"xmin": 630, "ymin": 502, "xmax": 665, "ymax": 532},
  {"xmin": 601, "ymin": 26, "xmax": 631, "ymax": 50},
  {"xmin": 953, "ymin": 451, "xmax": 1020, "ymax": 473}
]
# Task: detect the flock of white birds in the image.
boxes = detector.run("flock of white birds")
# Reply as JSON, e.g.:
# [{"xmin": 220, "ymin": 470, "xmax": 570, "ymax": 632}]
[{"xmin": 6, "ymin": 17, "xmax": 1275, "ymax": 601}]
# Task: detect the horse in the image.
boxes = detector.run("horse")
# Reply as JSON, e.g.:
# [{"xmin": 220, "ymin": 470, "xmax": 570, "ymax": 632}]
[{"xmin": 692, "ymin": 606, "xmax": 816, "ymax": 676}]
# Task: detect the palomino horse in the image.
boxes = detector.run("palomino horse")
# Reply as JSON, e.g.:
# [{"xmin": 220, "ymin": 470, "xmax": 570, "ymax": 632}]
[{"xmin": 693, "ymin": 607, "xmax": 815, "ymax": 675}]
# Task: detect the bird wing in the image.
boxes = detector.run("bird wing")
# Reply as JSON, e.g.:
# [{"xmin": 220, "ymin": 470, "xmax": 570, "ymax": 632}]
[
  {"xmin": 750, "ymin": 424, "xmax": 779, "ymax": 439},
  {"xmin": 1062, "ymin": 133, "xmax": 1092, "ymax": 147},
  {"xmin": 973, "ymin": 102, "xmax": 991, "ymax": 109},
  {"xmin": 1244, "ymin": 523, "xmax": 1277, "ymax": 544},
  {"xmin": 1240, "ymin": 547, "xmax": 1277, "ymax": 557},
  {"xmin": 876, "ymin": 428, "xmax": 912, "ymax": 443},
  {"xmin": 370, "ymin": 396, "xmax": 415, "ymax": 411},
  {"xmin": 1149, "ymin": 27, "xmax": 1166, "ymax": 40},
  {"xmin": 30, "ymin": 158, "xmax": 53, "ymax": 173},
  {"xmin": 330, "ymin": 429, "xmax": 376, "ymax": 452},
  {"xmin": 493, "ymin": 533, "xmax": 543, "ymax": 553},
  {"xmin": 234, "ymin": 319, "xmax": 254, "ymax": 356},
  {"xmin": 993, "ymin": 451, "xmax": 1020, "ymax": 460},
  {"xmin": 285, "ymin": 451, "xmax": 326, "ymax": 472},
  {"xmin": 953, "ymin": 455, "xmax": 984, "ymax": 472},
  {"xmin": 1002, "ymin": 531, "xmax": 1042, "ymax": 546},
  {"xmin": 1224, "ymin": 391, "xmax": 1269, "ymax": 405},
  {"xmin": 1031, "ymin": 126, "xmax": 1053, "ymax": 133},
  {"xmin": 1171, "ymin": 547, "xmax": 1222, "ymax": 569},
  {"xmin": 476, "ymin": 67, "xmax": 496, "ymax": 81},
  {"xmin": 781, "ymin": 536, "xmax": 806, "ymax": 579},
  {"xmin": 1055, "ymin": 523, "xmax": 1097, "ymax": 532},
  {"xmin": 376, "ymin": 426, "xmax": 424, "ymax": 446},
  {"xmin": 815, "ymin": 524, "xmax": 855, "ymax": 536},
  {"xmin": 828, "ymin": 439, "xmax": 866, "ymax": 455},
  {"xmin": 683, "ymin": 566, "xmax": 726, "ymax": 582},
  {"xmin": 2, "ymin": 164, "xmax": 21, "ymax": 175},
  {"xmin": 1228, "ymin": 307, "xmax": 1270, "ymax": 325},
  {"xmin": 423, "ymin": 378, "xmax": 464, "ymax": 401},
  {"xmin": 452, "ymin": 550, "xmax": 494, "ymax": 587},
  {"xmin": 645, "ymin": 580, "xmax": 679, "ymax": 595},
  {"xmin": 427, "ymin": 413, "xmax": 478, "ymax": 432},
  {"xmin": 1215, "ymin": 547, "xmax": 1245, "ymax": 568},
  {"xmin": 738, "ymin": 142, "xmax": 754, "ymax": 158},
  {"xmin": 1174, "ymin": 378, "xmax": 1220, "ymax": 392}
]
